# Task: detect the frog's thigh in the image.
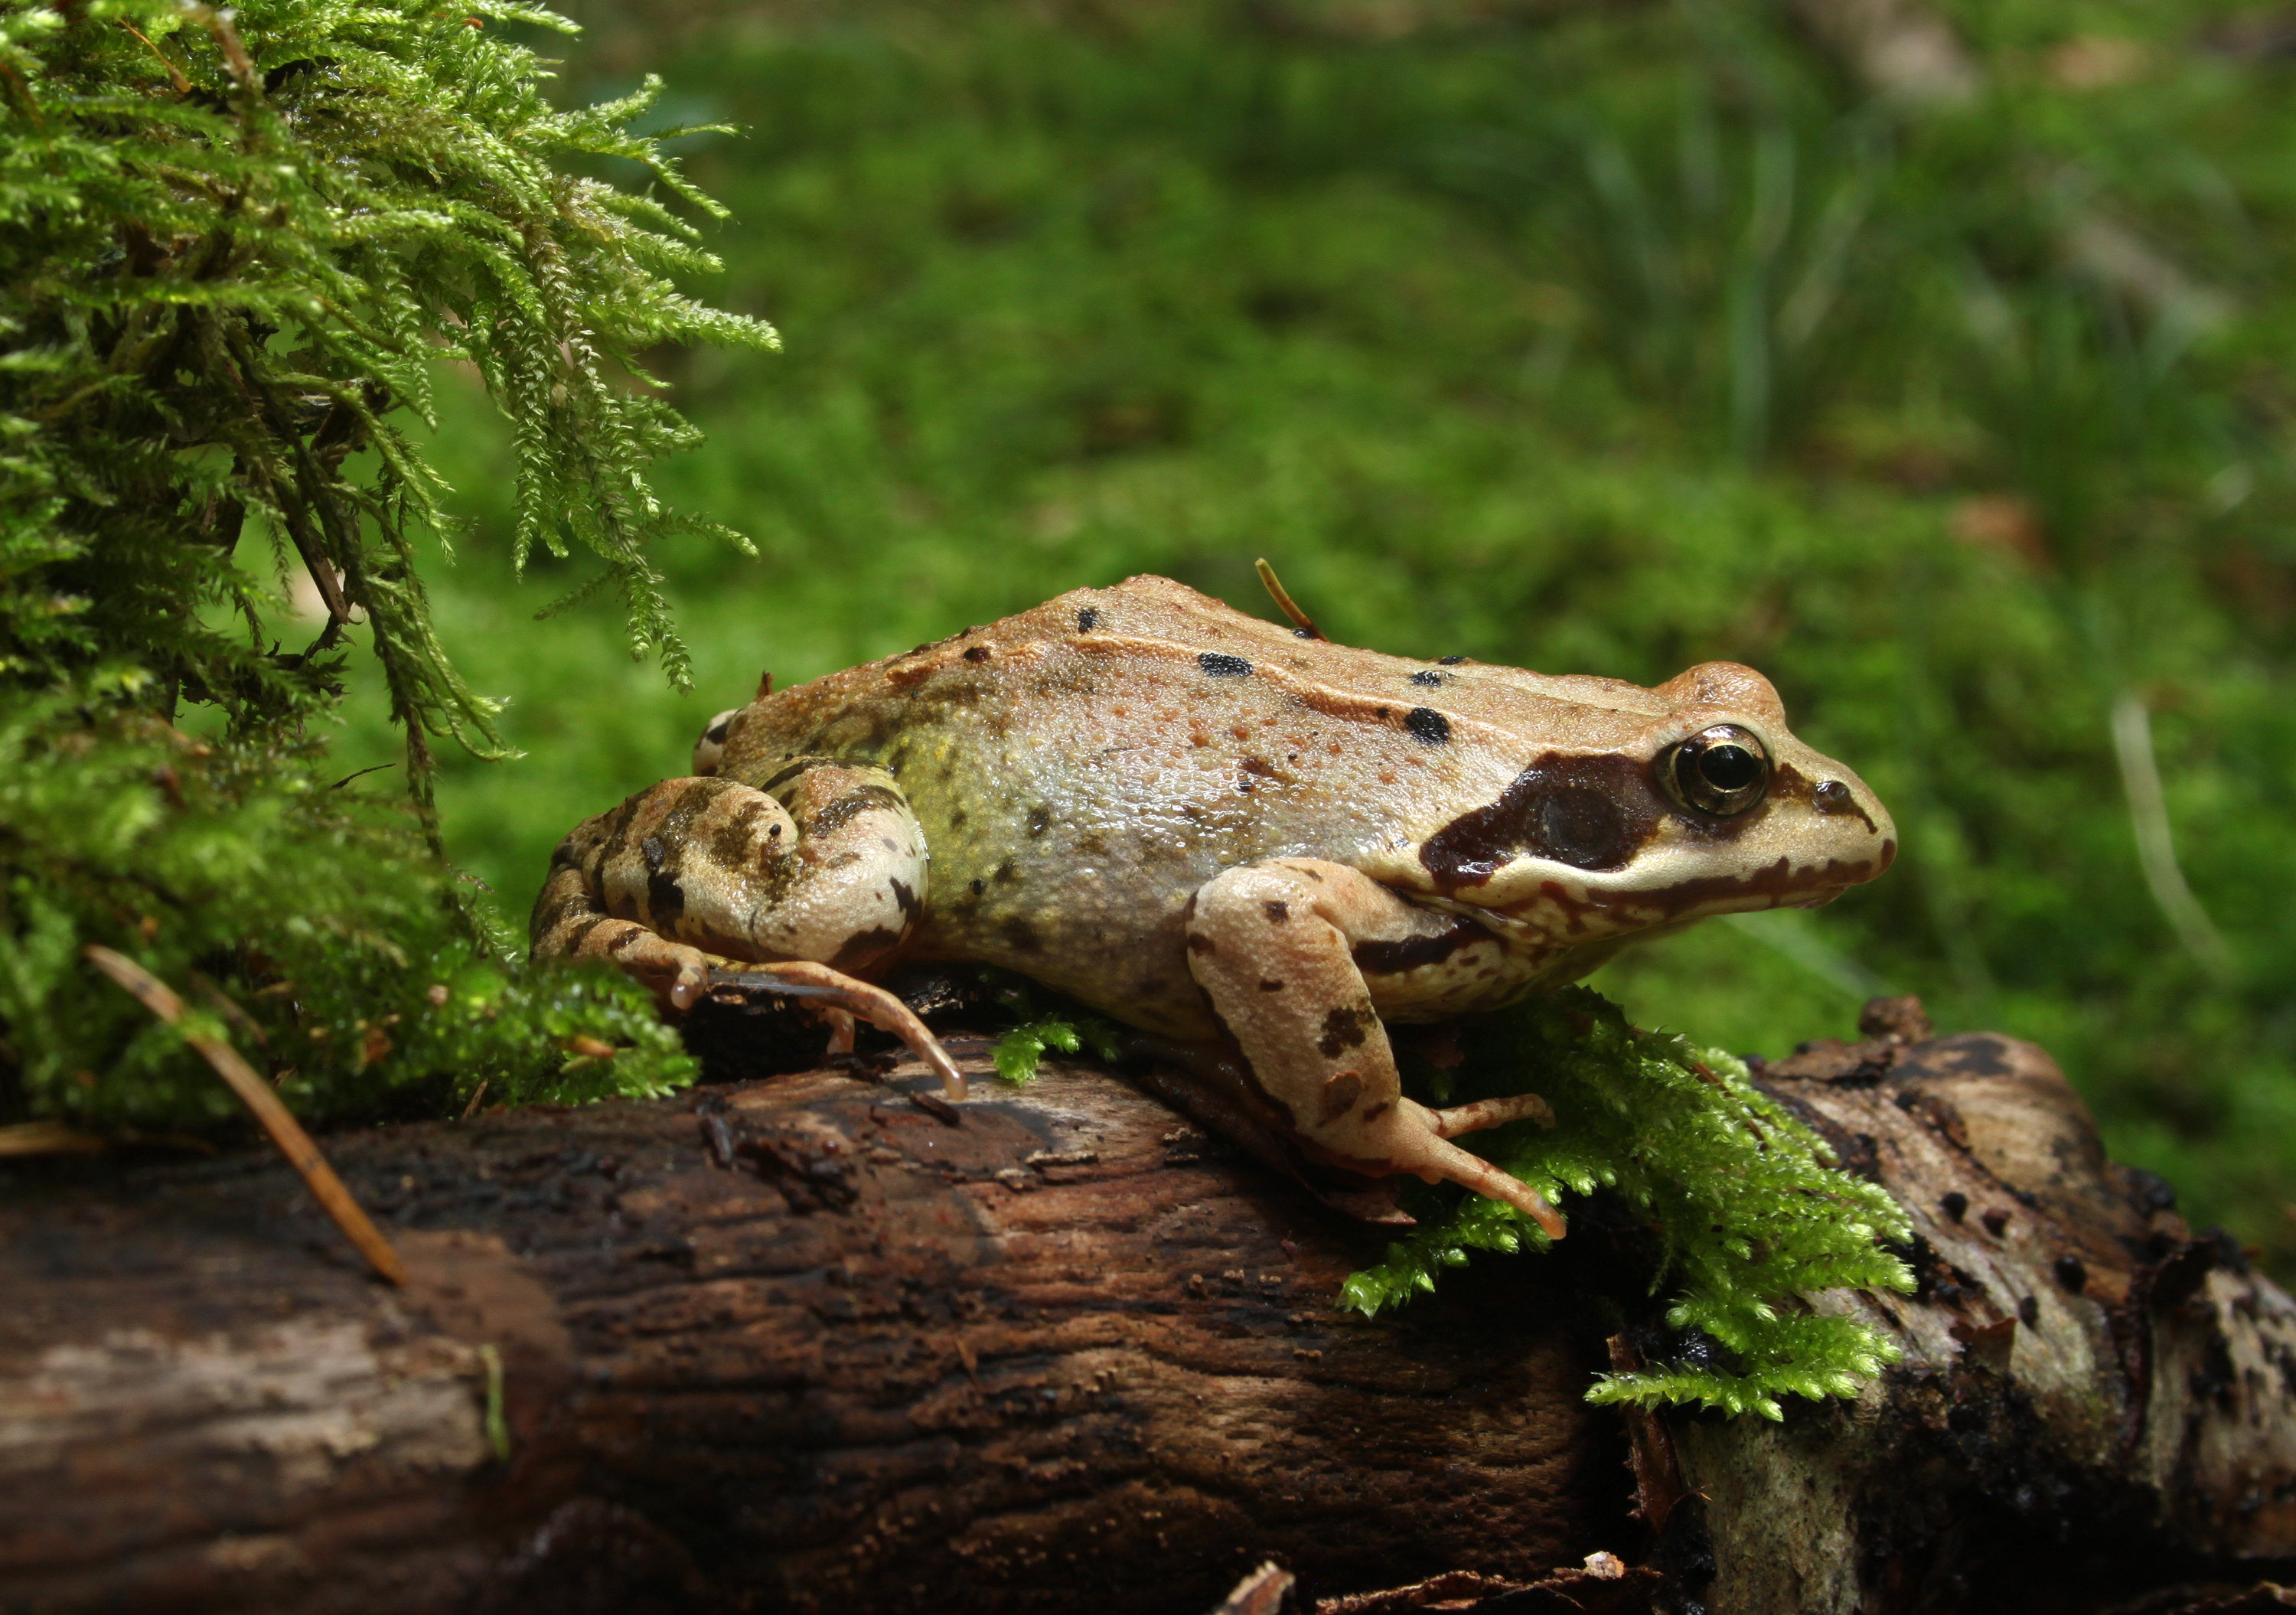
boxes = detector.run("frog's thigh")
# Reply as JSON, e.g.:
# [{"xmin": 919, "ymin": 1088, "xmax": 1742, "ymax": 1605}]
[
  {"xmin": 735, "ymin": 759, "xmax": 928, "ymax": 969},
  {"xmin": 533, "ymin": 767, "xmax": 926, "ymax": 1007},
  {"xmin": 1184, "ymin": 858, "xmax": 1563, "ymax": 1230}
]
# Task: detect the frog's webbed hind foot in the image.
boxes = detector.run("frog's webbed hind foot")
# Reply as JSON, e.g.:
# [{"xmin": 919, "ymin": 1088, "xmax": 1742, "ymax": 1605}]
[
  {"xmin": 707, "ymin": 960, "xmax": 968, "ymax": 1101},
  {"xmin": 543, "ymin": 914, "xmax": 716, "ymax": 1013}
]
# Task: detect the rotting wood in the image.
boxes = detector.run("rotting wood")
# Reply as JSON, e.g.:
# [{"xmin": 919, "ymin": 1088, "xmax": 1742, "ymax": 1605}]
[{"xmin": 4, "ymin": 1009, "xmax": 2296, "ymax": 1614}]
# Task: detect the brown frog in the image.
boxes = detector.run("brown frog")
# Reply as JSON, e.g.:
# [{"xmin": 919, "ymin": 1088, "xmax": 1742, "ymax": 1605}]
[{"xmin": 533, "ymin": 573, "xmax": 1894, "ymax": 1235}]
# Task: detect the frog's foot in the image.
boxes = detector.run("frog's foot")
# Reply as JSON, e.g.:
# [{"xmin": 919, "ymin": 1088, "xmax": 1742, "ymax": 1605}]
[
  {"xmin": 1378, "ymin": 1098, "xmax": 1567, "ymax": 1239},
  {"xmin": 545, "ymin": 916, "xmax": 716, "ymax": 1013},
  {"xmin": 820, "ymin": 1007, "xmax": 858, "ymax": 1056},
  {"xmin": 1184, "ymin": 856, "xmax": 1568, "ymax": 1238},
  {"xmin": 1121, "ymin": 1033, "xmax": 1417, "ymax": 1225},
  {"xmin": 707, "ymin": 960, "xmax": 968, "ymax": 1101},
  {"xmin": 533, "ymin": 763, "xmax": 934, "ymax": 1029}
]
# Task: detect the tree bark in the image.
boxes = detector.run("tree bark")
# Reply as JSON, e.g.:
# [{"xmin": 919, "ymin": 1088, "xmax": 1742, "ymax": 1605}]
[{"xmin": 2, "ymin": 1012, "xmax": 2294, "ymax": 1614}]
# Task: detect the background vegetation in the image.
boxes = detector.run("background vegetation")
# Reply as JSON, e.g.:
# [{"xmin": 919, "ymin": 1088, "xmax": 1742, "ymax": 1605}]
[{"xmin": 319, "ymin": 0, "xmax": 2296, "ymax": 1269}]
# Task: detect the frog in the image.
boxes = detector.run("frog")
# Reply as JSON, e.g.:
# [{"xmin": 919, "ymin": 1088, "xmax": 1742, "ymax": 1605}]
[{"xmin": 532, "ymin": 571, "xmax": 1895, "ymax": 1236}]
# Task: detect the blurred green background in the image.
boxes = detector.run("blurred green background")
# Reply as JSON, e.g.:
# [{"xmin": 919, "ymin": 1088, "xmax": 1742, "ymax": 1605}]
[{"xmin": 328, "ymin": 0, "xmax": 2296, "ymax": 1268}]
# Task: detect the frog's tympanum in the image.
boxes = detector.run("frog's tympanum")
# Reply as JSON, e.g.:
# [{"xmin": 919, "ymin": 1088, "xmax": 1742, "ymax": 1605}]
[{"xmin": 535, "ymin": 574, "xmax": 1894, "ymax": 1234}]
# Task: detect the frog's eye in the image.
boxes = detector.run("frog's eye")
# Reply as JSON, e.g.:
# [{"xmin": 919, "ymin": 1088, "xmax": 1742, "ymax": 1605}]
[{"xmin": 1664, "ymin": 724, "xmax": 1769, "ymax": 817}]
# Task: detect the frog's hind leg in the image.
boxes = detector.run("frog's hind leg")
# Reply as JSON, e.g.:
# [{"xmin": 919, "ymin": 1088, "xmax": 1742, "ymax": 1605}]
[
  {"xmin": 532, "ymin": 765, "xmax": 956, "ymax": 1088},
  {"xmin": 1182, "ymin": 858, "xmax": 1567, "ymax": 1238},
  {"xmin": 532, "ymin": 794, "xmax": 722, "ymax": 1012}
]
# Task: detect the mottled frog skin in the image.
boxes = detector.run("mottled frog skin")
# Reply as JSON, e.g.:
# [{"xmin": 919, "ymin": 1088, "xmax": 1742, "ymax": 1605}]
[{"xmin": 534, "ymin": 574, "xmax": 1895, "ymax": 1232}]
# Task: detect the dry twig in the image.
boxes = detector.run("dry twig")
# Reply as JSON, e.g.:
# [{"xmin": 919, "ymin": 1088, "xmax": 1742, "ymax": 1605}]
[{"xmin": 83, "ymin": 945, "xmax": 407, "ymax": 1285}]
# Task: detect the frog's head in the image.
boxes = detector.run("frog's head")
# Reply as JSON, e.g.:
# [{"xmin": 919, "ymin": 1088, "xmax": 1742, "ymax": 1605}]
[{"xmin": 1410, "ymin": 661, "xmax": 1893, "ymax": 966}]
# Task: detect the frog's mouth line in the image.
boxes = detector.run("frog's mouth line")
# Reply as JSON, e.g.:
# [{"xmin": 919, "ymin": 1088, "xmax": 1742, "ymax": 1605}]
[{"xmin": 1477, "ymin": 850, "xmax": 1893, "ymax": 941}]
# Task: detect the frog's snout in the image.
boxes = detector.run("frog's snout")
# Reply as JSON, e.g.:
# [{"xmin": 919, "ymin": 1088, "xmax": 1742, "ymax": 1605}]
[{"xmin": 1803, "ymin": 769, "xmax": 1896, "ymax": 886}]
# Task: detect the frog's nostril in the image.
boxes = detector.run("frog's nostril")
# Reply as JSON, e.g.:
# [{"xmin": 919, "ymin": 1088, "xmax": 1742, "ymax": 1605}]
[{"xmin": 1813, "ymin": 780, "xmax": 1853, "ymax": 814}]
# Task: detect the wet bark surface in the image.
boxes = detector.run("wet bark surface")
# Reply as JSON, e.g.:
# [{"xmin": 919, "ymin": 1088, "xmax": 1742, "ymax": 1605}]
[{"xmin": 4, "ymin": 1010, "xmax": 2296, "ymax": 1615}]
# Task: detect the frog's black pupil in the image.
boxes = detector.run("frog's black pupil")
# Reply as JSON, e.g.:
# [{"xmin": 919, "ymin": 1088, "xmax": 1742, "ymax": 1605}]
[{"xmin": 1698, "ymin": 744, "xmax": 1760, "ymax": 791}]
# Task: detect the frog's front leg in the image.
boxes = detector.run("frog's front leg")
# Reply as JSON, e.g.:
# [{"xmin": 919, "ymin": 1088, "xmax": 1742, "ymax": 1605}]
[
  {"xmin": 531, "ymin": 761, "xmax": 925, "ymax": 1012},
  {"xmin": 1183, "ymin": 859, "xmax": 1566, "ymax": 1238}
]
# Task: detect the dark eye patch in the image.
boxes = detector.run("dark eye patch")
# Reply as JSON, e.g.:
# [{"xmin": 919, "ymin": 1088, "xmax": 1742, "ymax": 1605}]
[{"xmin": 1420, "ymin": 753, "xmax": 1664, "ymax": 887}]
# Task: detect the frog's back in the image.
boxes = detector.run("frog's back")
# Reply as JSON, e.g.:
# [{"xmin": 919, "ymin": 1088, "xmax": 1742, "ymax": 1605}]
[{"xmin": 708, "ymin": 576, "xmax": 1675, "ymax": 1032}]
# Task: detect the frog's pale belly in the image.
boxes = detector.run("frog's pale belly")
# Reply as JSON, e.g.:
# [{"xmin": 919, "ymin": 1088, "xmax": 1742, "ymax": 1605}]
[{"xmin": 536, "ymin": 573, "xmax": 1896, "ymax": 1233}]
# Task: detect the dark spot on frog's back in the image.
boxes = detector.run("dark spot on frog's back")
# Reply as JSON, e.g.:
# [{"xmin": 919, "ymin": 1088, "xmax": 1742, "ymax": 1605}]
[
  {"xmin": 1420, "ymin": 752, "xmax": 1663, "ymax": 888},
  {"xmin": 1198, "ymin": 651, "xmax": 1251, "ymax": 677},
  {"xmin": 1077, "ymin": 607, "xmax": 1100, "ymax": 632},
  {"xmin": 964, "ymin": 645, "xmax": 991, "ymax": 663},
  {"xmin": 1026, "ymin": 806, "xmax": 1051, "ymax": 837},
  {"xmin": 1405, "ymin": 707, "xmax": 1450, "ymax": 746},
  {"xmin": 1410, "ymin": 670, "xmax": 1443, "ymax": 688}
]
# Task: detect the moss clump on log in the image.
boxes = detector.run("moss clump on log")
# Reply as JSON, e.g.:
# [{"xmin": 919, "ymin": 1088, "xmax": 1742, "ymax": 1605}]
[{"xmin": 1347, "ymin": 987, "xmax": 1915, "ymax": 1418}]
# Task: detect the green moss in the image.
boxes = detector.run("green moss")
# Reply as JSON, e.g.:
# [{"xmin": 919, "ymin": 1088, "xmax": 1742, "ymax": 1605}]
[
  {"xmin": 1346, "ymin": 988, "xmax": 1913, "ymax": 1419},
  {"xmin": 0, "ymin": 0, "xmax": 755, "ymax": 1128},
  {"xmin": 983, "ymin": 967, "xmax": 1124, "ymax": 1085},
  {"xmin": 0, "ymin": 698, "xmax": 693, "ymax": 1125}
]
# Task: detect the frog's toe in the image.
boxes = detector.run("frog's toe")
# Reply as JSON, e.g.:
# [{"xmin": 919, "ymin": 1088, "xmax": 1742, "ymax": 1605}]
[
  {"xmin": 1429, "ymin": 1092, "xmax": 1555, "ymax": 1138},
  {"xmin": 665, "ymin": 955, "xmax": 710, "ymax": 1012},
  {"xmin": 1429, "ymin": 1139, "xmax": 1567, "ymax": 1239},
  {"xmin": 638, "ymin": 941, "xmax": 713, "ymax": 1013},
  {"xmin": 550, "ymin": 915, "xmax": 713, "ymax": 1013}
]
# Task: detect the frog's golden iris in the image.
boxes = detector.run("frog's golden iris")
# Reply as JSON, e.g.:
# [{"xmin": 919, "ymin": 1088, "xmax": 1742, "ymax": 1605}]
[{"xmin": 1665, "ymin": 723, "xmax": 1771, "ymax": 817}]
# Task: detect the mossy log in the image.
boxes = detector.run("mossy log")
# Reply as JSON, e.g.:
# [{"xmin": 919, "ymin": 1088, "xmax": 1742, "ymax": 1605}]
[{"xmin": 2, "ymin": 1010, "xmax": 2294, "ymax": 1615}]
